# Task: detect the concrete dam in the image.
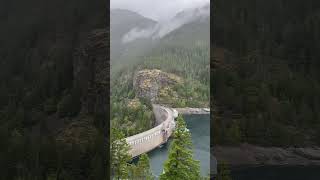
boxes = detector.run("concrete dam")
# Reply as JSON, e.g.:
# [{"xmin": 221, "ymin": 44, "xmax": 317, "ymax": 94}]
[{"xmin": 125, "ymin": 104, "xmax": 178, "ymax": 158}]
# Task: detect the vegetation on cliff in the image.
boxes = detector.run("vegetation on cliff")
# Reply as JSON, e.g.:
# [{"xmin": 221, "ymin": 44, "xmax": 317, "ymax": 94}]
[
  {"xmin": 111, "ymin": 10, "xmax": 210, "ymax": 135},
  {"xmin": 110, "ymin": 6, "xmax": 210, "ymax": 179}
]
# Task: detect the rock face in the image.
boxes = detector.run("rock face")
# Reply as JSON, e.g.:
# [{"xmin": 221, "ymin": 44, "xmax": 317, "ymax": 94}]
[{"xmin": 133, "ymin": 69, "xmax": 182, "ymax": 102}]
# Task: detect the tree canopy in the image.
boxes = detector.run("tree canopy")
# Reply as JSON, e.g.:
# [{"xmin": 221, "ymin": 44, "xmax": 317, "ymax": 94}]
[{"xmin": 160, "ymin": 115, "xmax": 201, "ymax": 180}]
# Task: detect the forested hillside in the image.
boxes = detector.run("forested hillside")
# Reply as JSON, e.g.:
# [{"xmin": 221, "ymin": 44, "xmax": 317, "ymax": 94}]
[
  {"xmin": 110, "ymin": 9, "xmax": 156, "ymax": 74},
  {"xmin": 213, "ymin": 0, "xmax": 320, "ymax": 147},
  {"xmin": 111, "ymin": 7, "xmax": 210, "ymax": 136},
  {"xmin": 0, "ymin": 0, "xmax": 107, "ymax": 179}
]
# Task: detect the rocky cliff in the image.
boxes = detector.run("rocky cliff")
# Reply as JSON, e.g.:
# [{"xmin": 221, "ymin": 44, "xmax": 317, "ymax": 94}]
[{"xmin": 133, "ymin": 69, "xmax": 182, "ymax": 102}]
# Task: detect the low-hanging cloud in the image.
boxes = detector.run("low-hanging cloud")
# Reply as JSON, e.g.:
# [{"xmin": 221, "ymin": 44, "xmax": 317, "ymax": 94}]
[
  {"xmin": 122, "ymin": 26, "xmax": 158, "ymax": 43},
  {"xmin": 121, "ymin": 3, "xmax": 209, "ymax": 44},
  {"xmin": 111, "ymin": 0, "xmax": 209, "ymax": 22}
]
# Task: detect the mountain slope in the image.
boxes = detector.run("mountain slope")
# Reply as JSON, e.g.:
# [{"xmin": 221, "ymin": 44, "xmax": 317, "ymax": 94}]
[
  {"xmin": 110, "ymin": 9, "xmax": 156, "ymax": 73},
  {"xmin": 0, "ymin": 0, "xmax": 107, "ymax": 179},
  {"xmin": 212, "ymin": 0, "xmax": 320, "ymax": 147},
  {"xmin": 110, "ymin": 4, "xmax": 210, "ymax": 75},
  {"xmin": 111, "ymin": 5, "xmax": 210, "ymax": 135}
]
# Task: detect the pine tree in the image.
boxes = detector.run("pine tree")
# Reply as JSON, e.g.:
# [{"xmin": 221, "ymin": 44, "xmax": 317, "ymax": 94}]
[
  {"xmin": 134, "ymin": 153, "xmax": 154, "ymax": 180},
  {"xmin": 110, "ymin": 128, "xmax": 131, "ymax": 180},
  {"xmin": 89, "ymin": 133, "xmax": 106, "ymax": 180},
  {"xmin": 216, "ymin": 162, "xmax": 232, "ymax": 180},
  {"xmin": 159, "ymin": 115, "xmax": 200, "ymax": 180}
]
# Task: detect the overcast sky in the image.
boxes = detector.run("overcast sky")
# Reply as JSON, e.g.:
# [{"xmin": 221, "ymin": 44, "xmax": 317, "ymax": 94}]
[{"xmin": 111, "ymin": 0, "xmax": 209, "ymax": 22}]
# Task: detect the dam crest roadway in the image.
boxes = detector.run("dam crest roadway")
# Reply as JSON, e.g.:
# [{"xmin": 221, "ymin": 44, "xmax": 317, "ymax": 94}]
[
  {"xmin": 125, "ymin": 104, "xmax": 177, "ymax": 158},
  {"xmin": 125, "ymin": 104, "xmax": 210, "ymax": 158}
]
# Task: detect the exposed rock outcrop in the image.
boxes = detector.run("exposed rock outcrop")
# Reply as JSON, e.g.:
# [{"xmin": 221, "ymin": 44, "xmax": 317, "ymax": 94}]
[{"xmin": 133, "ymin": 69, "xmax": 182, "ymax": 102}]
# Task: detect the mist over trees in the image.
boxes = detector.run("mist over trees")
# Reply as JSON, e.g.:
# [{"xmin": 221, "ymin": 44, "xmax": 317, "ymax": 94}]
[
  {"xmin": 110, "ymin": 6, "xmax": 210, "ymax": 179},
  {"xmin": 111, "ymin": 8, "xmax": 209, "ymax": 136}
]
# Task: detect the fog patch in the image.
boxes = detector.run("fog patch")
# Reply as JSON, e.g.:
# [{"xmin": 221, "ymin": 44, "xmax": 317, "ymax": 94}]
[
  {"xmin": 122, "ymin": 26, "xmax": 158, "ymax": 44},
  {"xmin": 121, "ymin": 3, "xmax": 209, "ymax": 44},
  {"xmin": 111, "ymin": 0, "xmax": 209, "ymax": 22}
]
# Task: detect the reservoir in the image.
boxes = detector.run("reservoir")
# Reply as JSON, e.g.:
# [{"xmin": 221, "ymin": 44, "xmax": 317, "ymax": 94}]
[
  {"xmin": 148, "ymin": 114, "xmax": 211, "ymax": 178},
  {"xmin": 231, "ymin": 165, "xmax": 320, "ymax": 180}
]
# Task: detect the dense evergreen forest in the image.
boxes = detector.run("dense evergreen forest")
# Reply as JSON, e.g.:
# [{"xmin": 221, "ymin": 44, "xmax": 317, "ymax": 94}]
[
  {"xmin": 213, "ymin": 0, "xmax": 320, "ymax": 147},
  {"xmin": 111, "ymin": 115, "xmax": 209, "ymax": 179},
  {"xmin": 0, "ymin": 0, "xmax": 107, "ymax": 179},
  {"xmin": 141, "ymin": 46, "xmax": 209, "ymax": 107},
  {"xmin": 111, "ymin": 11, "xmax": 210, "ymax": 136},
  {"xmin": 110, "ymin": 10, "xmax": 210, "ymax": 179},
  {"xmin": 111, "ymin": 44, "xmax": 210, "ymax": 135}
]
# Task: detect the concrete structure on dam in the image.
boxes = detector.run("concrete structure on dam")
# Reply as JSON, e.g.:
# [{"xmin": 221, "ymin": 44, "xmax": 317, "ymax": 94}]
[
  {"xmin": 125, "ymin": 104, "xmax": 177, "ymax": 158},
  {"xmin": 173, "ymin": 108, "xmax": 210, "ymax": 115}
]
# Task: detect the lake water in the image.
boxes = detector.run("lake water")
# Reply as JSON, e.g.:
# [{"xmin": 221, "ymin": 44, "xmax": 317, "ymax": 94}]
[
  {"xmin": 231, "ymin": 165, "xmax": 320, "ymax": 180},
  {"xmin": 148, "ymin": 114, "xmax": 210, "ymax": 178}
]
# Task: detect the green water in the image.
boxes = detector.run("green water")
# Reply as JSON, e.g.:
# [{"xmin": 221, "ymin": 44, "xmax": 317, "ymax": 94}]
[{"xmin": 148, "ymin": 114, "xmax": 210, "ymax": 177}]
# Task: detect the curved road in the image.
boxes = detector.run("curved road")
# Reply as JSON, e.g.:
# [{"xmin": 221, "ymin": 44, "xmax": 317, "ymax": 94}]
[{"xmin": 125, "ymin": 105, "xmax": 177, "ymax": 158}]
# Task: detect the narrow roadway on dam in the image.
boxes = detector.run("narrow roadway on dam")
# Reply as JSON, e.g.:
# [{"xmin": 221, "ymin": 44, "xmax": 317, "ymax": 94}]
[{"xmin": 125, "ymin": 104, "xmax": 177, "ymax": 158}]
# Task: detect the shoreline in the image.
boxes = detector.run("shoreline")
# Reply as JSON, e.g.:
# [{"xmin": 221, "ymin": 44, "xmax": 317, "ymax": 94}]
[{"xmin": 213, "ymin": 143, "xmax": 320, "ymax": 167}]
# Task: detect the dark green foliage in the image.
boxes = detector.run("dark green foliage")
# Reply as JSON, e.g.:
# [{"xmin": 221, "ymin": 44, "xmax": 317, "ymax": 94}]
[
  {"xmin": 0, "ymin": 0, "xmax": 107, "ymax": 179},
  {"xmin": 111, "ymin": 10, "xmax": 209, "ymax": 136},
  {"xmin": 57, "ymin": 90, "xmax": 81, "ymax": 118},
  {"xmin": 129, "ymin": 153, "xmax": 155, "ymax": 180},
  {"xmin": 43, "ymin": 98, "xmax": 57, "ymax": 114},
  {"xmin": 216, "ymin": 162, "xmax": 232, "ymax": 180},
  {"xmin": 213, "ymin": 0, "xmax": 320, "ymax": 146},
  {"xmin": 160, "ymin": 115, "xmax": 201, "ymax": 180},
  {"xmin": 111, "ymin": 46, "xmax": 210, "ymax": 135},
  {"xmin": 88, "ymin": 132, "xmax": 107, "ymax": 180},
  {"xmin": 111, "ymin": 97, "xmax": 154, "ymax": 136},
  {"xmin": 141, "ymin": 46, "xmax": 209, "ymax": 85},
  {"xmin": 141, "ymin": 46, "xmax": 210, "ymax": 107},
  {"xmin": 110, "ymin": 128, "xmax": 131, "ymax": 179},
  {"xmin": 137, "ymin": 154, "xmax": 154, "ymax": 179},
  {"xmin": 0, "ymin": 127, "xmax": 106, "ymax": 180},
  {"xmin": 57, "ymin": 94, "xmax": 75, "ymax": 117},
  {"xmin": 111, "ymin": 67, "xmax": 155, "ymax": 135}
]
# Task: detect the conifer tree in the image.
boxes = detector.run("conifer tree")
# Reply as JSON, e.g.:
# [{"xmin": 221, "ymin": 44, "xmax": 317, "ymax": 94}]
[
  {"xmin": 137, "ymin": 153, "xmax": 154, "ymax": 180},
  {"xmin": 110, "ymin": 128, "xmax": 131, "ymax": 180},
  {"xmin": 216, "ymin": 162, "xmax": 232, "ymax": 180},
  {"xmin": 160, "ymin": 115, "xmax": 200, "ymax": 180},
  {"xmin": 130, "ymin": 153, "xmax": 154, "ymax": 180}
]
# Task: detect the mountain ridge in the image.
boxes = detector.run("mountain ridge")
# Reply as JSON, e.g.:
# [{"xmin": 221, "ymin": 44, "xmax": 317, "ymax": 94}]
[{"xmin": 110, "ymin": 6, "xmax": 209, "ymax": 75}]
